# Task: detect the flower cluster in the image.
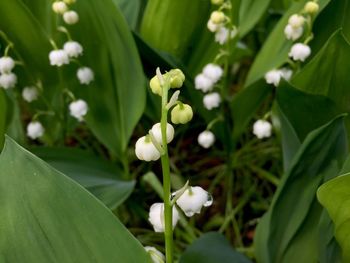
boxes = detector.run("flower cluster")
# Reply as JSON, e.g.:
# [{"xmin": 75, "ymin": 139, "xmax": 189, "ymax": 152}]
[
  {"xmin": 207, "ymin": 0, "xmax": 237, "ymax": 45},
  {"xmin": 0, "ymin": 56, "xmax": 17, "ymax": 89},
  {"xmin": 52, "ymin": 0, "xmax": 79, "ymax": 25}
]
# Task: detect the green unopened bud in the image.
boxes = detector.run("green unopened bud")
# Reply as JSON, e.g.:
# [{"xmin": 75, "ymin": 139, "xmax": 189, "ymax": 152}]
[
  {"xmin": 171, "ymin": 103, "xmax": 193, "ymax": 124},
  {"xmin": 211, "ymin": 0, "xmax": 224, "ymax": 5},
  {"xmin": 64, "ymin": 0, "xmax": 76, "ymax": 4},
  {"xmin": 150, "ymin": 75, "xmax": 162, "ymax": 96},
  {"xmin": 168, "ymin": 69, "xmax": 185, "ymax": 88},
  {"xmin": 304, "ymin": 1, "xmax": 319, "ymax": 14},
  {"xmin": 210, "ymin": 11, "xmax": 225, "ymax": 24}
]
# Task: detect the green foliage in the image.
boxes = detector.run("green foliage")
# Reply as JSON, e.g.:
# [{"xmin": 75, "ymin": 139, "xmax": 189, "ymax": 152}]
[
  {"xmin": 180, "ymin": 232, "xmax": 252, "ymax": 263},
  {"xmin": 0, "ymin": 136, "xmax": 151, "ymax": 262},
  {"xmin": 255, "ymin": 116, "xmax": 347, "ymax": 263},
  {"xmin": 0, "ymin": 90, "xmax": 6, "ymax": 148},
  {"xmin": 318, "ymin": 173, "xmax": 350, "ymax": 262},
  {"xmin": 31, "ymin": 147, "xmax": 135, "ymax": 210}
]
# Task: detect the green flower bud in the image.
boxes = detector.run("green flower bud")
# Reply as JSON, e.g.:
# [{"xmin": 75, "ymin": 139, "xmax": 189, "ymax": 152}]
[
  {"xmin": 210, "ymin": 11, "xmax": 225, "ymax": 24},
  {"xmin": 171, "ymin": 104, "xmax": 193, "ymax": 124},
  {"xmin": 149, "ymin": 75, "xmax": 162, "ymax": 96},
  {"xmin": 168, "ymin": 69, "xmax": 185, "ymax": 88},
  {"xmin": 211, "ymin": 0, "xmax": 224, "ymax": 5},
  {"xmin": 304, "ymin": 1, "xmax": 319, "ymax": 14}
]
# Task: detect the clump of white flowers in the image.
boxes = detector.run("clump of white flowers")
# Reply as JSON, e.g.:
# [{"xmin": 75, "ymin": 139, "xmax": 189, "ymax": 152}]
[
  {"xmin": 0, "ymin": 56, "xmax": 17, "ymax": 89},
  {"xmin": 27, "ymin": 121, "xmax": 45, "ymax": 140},
  {"xmin": 265, "ymin": 67, "xmax": 293, "ymax": 86},
  {"xmin": 253, "ymin": 119, "xmax": 272, "ymax": 139},
  {"xmin": 22, "ymin": 86, "xmax": 39, "ymax": 102},
  {"xmin": 144, "ymin": 247, "xmax": 165, "ymax": 263},
  {"xmin": 195, "ymin": 63, "xmax": 223, "ymax": 93},
  {"xmin": 198, "ymin": 130, "xmax": 215, "ymax": 149},
  {"xmin": 69, "ymin": 99, "xmax": 88, "ymax": 121}
]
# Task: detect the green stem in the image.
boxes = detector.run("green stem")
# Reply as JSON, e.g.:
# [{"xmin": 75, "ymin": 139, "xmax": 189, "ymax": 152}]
[{"xmin": 160, "ymin": 78, "xmax": 174, "ymax": 263}]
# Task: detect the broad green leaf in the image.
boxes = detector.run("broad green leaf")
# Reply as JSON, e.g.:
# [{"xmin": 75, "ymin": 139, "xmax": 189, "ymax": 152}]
[
  {"xmin": 0, "ymin": 136, "xmax": 151, "ymax": 262},
  {"xmin": 239, "ymin": 0, "xmax": 272, "ymax": 37},
  {"xmin": 255, "ymin": 116, "xmax": 347, "ymax": 263},
  {"xmin": 112, "ymin": 0, "xmax": 146, "ymax": 30},
  {"xmin": 276, "ymin": 82, "xmax": 339, "ymax": 141},
  {"xmin": 0, "ymin": 90, "xmax": 6, "ymax": 148},
  {"xmin": 245, "ymin": 0, "xmax": 330, "ymax": 86},
  {"xmin": 140, "ymin": 0, "xmax": 210, "ymax": 60},
  {"xmin": 31, "ymin": 147, "xmax": 135, "ymax": 210},
  {"xmin": 292, "ymin": 30, "xmax": 350, "ymax": 114},
  {"xmin": 231, "ymin": 79, "xmax": 273, "ymax": 141},
  {"xmin": 180, "ymin": 232, "xmax": 252, "ymax": 263},
  {"xmin": 317, "ymin": 173, "xmax": 350, "ymax": 262}
]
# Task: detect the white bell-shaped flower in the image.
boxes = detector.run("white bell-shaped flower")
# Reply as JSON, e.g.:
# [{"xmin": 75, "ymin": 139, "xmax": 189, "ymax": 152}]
[
  {"xmin": 175, "ymin": 186, "xmax": 213, "ymax": 217},
  {"xmin": 135, "ymin": 136, "xmax": 160, "ymax": 162},
  {"xmin": 49, "ymin": 49, "xmax": 69, "ymax": 66},
  {"xmin": 151, "ymin": 123, "xmax": 174, "ymax": 145},
  {"xmin": 288, "ymin": 14, "xmax": 305, "ymax": 28},
  {"xmin": 253, "ymin": 120, "xmax": 272, "ymax": 139},
  {"xmin": 69, "ymin": 99, "xmax": 88, "ymax": 121},
  {"xmin": 0, "ymin": 73, "xmax": 17, "ymax": 89},
  {"xmin": 63, "ymin": 10, "xmax": 79, "ymax": 24},
  {"xmin": 288, "ymin": 43, "xmax": 311, "ymax": 62},
  {"xmin": 144, "ymin": 247, "xmax": 165, "ymax": 263},
  {"xmin": 195, "ymin": 73, "xmax": 214, "ymax": 93},
  {"xmin": 52, "ymin": 1, "xmax": 68, "ymax": 14},
  {"xmin": 265, "ymin": 69, "xmax": 281, "ymax": 86},
  {"xmin": 27, "ymin": 121, "xmax": 45, "ymax": 140},
  {"xmin": 284, "ymin": 24, "xmax": 303, "ymax": 41},
  {"xmin": 203, "ymin": 63, "xmax": 223, "ymax": 83},
  {"xmin": 22, "ymin": 86, "xmax": 38, "ymax": 102},
  {"xmin": 215, "ymin": 27, "xmax": 237, "ymax": 45},
  {"xmin": 198, "ymin": 130, "xmax": 215, "ymax": 149},
  {"xmin": 148, "ymin": 203, "xmax": 179, "ymax": 232},
  {"xmin": 63, "ymin": 41, "xmax": 83, "ymax": 58},
  {"xmin": 203, "ymin": 92, "xmax": 221, "ymax": 110},
  {"xmin": 77, "ymin": 67, "xmax": 94, "ymax": 85},
  {"xmin": 207, "ymin": 19, "xmax": 219, "ymax": 32},
  {"xmin": 0, "ymin": 56, "xmax": 15, "ymax": 74},
  {"xmin": 280, "ymin": 68, "xmax": 293, "ymax": 81}
]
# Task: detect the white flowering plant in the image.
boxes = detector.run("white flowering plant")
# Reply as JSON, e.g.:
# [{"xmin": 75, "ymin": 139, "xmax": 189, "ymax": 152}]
[{"xmin": 0, "ymin": 0, "xmax": 350, "ymax": 263}]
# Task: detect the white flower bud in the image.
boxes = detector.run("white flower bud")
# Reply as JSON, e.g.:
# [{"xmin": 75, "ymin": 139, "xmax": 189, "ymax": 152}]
[
  {"xmin": 144, "ymin": 246, "xmax": 165, "ymax": 263},
  {"xmin": 151, "ymin": 123, "xmax": 174, "ymax": 144},
  {"xmin": 63, "ymin": 41, "xmax": 83, "ymax": 58},
  {"xmin": 27, "ymin": 121, "xmax": 44, "ymax": 140},
  {"xmin": 265, "ymin": 69, "xmax": 281, "ymax": 86},
  {"xmin": 210, "ymin": 11, "xmax": 225, "ymax": 24},
  {"xmin": 288, "ymin": 14, "xmax": 305, "ymax": 28},
  {"xmin": 288, "ymin": 43, "xmax": 311, "ymax": 61},
  {"xmin": 304, "ymin": 1, "xmax": 319, "ymax": 14},
  {"xmin": 253, "ymin": 120, "xmax": 272, "ymax": 139},
  {"xmin": 77, "ymin": 67, "xmax": 94, "ymax": 85},
  {"xmin": 215, "ymin": 27, "xmax": 237, "ymax": 45},
  {"xmin": 171, "ymin": 104, "xmax": 193, "ymax": 124},
  {"xmin": 52, "ymin": 1, "xmax": 68, "ymax": 14},
  {"xmin": 0, "ymin": 56, "xmax": 15, "ymax": 74},
  {"xmin": 198, "ymin": 130, "xmax": 215, "ymax": 148},
  {"xmin": 207, "ymin": 19, "xmax": 220, "ymax": 32},
  {"xmin": 49, "ymin": 49, "xmax": 69, "ymax": 67},
  {"xmin": 135, "ymin": 136, "xmax": 160, "ymax": 161},
  {"xmin": 284, "ymin": 24, "xmax": 303, "ymax": 41},
  {"xmin": 0, "ymin": 73, "xmax": 17, "ymax": 89},
  {"xmin": 203, "ymin": 63, "xmax": 223, "ymax": 83},
  {"xmin": 195, "ymin": 73, "xmax": 214, "ymax": 93},
  {"xmin": 175, "ymin": 186, "xmax": 213, "ymax": 217},
  {"xmin": 203, "ymin": 92, "xmax": 221, "ymax": 110},
  {"xmin": 69, "ymin": 99, "xmax": 88, "ymax": 121},
  {"xmin": 22, "ymin": 86, "xmax": 38, "ymax": 102},
  {"xmin": 280, "ymin": 68, "xmax": 293, "ymax": 81},
  {"xmin": 148, "ymin": 203, "xmax": 179, "ymax": 232},
  {"xmin": 63, "ymin": 10, "xmax": 79, "ymax": 25}
]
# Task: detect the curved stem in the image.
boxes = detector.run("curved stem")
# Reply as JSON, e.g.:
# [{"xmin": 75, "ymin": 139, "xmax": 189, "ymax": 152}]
[{"xmin": 160, "ymin": 77, "xmax": 173, "ymax": 263}]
